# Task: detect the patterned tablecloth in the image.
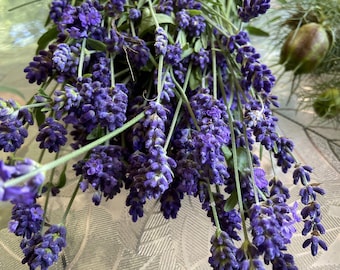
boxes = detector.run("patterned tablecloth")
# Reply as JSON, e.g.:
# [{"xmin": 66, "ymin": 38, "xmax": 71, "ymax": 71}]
[{"xmin": 0, "ymin": 1, "xmax": 339, "ymax": 269}]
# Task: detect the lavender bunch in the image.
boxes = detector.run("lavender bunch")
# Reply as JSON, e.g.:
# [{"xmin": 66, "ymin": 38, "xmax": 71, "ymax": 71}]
[{"xmin": 1, "ymin": 0, "xmax": 329, "ymax": 269}]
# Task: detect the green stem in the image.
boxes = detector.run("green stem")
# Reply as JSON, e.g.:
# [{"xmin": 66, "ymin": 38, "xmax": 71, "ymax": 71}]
[
  {"xmin": 114, "ymin": 67, "xmax": 130, "ymax": 78},
  {"xmin": 211, "ymin": 36, "xmax": 218, "ymax": 99},
  {"xmin": 38, "ymin": 148, "xmax": 46, "ymax": 164},
  {"xmin": 207, "ymin": 184, "xmax": 221, "ymax": 230},
  {"xmin": 164, "ymin": 99, "xmax": 182, "ymax": 151},
  {"xmin": 237, "ymin": 95, "xmax": 260, "ymax": 205},
  {"xmin": 78, "ymin": 38, "xmax": 87, "ymax": 78},
  {"xmin": 170, "ymin": 69, "xmax": 200, "ymax": 131},
  {"xmin": 225, "ymin": 106, "xmax": 250, "ymax": 242},
  {"xmin": 110, "ymin": 53, "xmax": 115, "ymax": 87},
  {"xmin": 147, "ymin": 0, "xmax": 159, "ymax": 29},
  {"xmin": 42, "ymin": 185, "xmax": 51, "ymax": 228},
  {"xmin": 62, "ymin": 177, "xmax": 82, "ymax": 224},
  {"xmin": 4, "ymin": 112, "xmax": 145, "ymax": 188},
  {"xmin": 20, "ymin": 102, "xmax": 50, "ymax": 110}
]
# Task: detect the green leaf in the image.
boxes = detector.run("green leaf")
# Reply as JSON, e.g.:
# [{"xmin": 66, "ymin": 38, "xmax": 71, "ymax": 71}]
[
  {"xmin": 246, "ymin": 26, "xmax": 270, "ymax": 37},
  {"xmin": 0, "ymin": 85, "xmax": 25, "ymax": 100},
  {"xmin": 200, "ymin": 34, "xmax": 208, "ymax": 49},
  {"xmin": 194, "ymin": 39, "xmax": 203, "ymax": 53},
  {"xmin": 117, "ymin": 12, "xmax": 128, "ymax": 28},
  {"xmin": 221, "ymin": 145, "xmax": 232, "ymax": 160},
  {"xmin": 189, "ymin": 67, "xmax": 201, "ymax": 90},
  {"xmin": 36, "ymin": 26, "xmax": 58, "ymax": 54},
  {"xmin": 181, "ymin": 46, "xmax": 193, "ymax": 59},
  {"xmin": 187, "ymin": 9, "xmax": 202, "ymax": 16},
  {"xmin": 177, "ymin": 30, "xmax": 187, "ymax": 47},
  {"xmin": 87, "ymin": 38, "xmax": 107, "ymax": 52},
  {"xmin": 224, "ymin": 190, "xmax": 238, "ymax": 212},
  {"xmin": 223, "ymin": 146, "xmax": 250, "ymax": 174},
  {"xmin": 236, "ymin": 147, "xmax": 249, "ymax": 174},
  {"xmin": 86, "ymin": 125, "xmax": 104, "ymax": 140},
  {"xmin": 139, "ymin": 13, "xmax": 175, "ymax": 36},
  {"xmin": 34, "ymin": 107, "xmax": 46, "ymax": 126},
  {"xmin": 55, "ymin": 164, "xmax": 67, "ymax": 188}
]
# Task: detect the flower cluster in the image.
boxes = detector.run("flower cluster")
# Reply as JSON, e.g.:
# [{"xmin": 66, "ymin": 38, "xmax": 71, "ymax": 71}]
[
  {"xmin": 1, "ymin": 0, "xmax": 329, "ymax": 269},
  {"xmin": 21, "ymin": 225, "xmax": 67, "ymax": 270},
  {"xmin": 0, "ymin": 159, "xmax": 44, "ymax": 204}
]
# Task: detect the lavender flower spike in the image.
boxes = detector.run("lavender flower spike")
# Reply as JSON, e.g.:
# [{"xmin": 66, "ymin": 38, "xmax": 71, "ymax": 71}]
[
  {"xmin": 0, "ymin": 159, "xmax": 45, "ymax": 204},
  {"xmin": 8, "ymin": 202, "xmax": 44, "ymax": 239},
  {"xmin": 21, "ymin": 224, "xmax": 67, "ymax": 269},
  {"xmin": 238, "ymin": 0, "xmax": 271, "ymax": 22}
]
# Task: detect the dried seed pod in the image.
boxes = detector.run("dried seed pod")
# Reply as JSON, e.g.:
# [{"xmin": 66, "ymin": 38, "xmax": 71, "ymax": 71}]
[
  {"xmin": 313, "ymin": 88, "xmax": 340, "ymax": 119},
  {"xmin": 279, "ymin": 23, "xmax": 330, "ymax": 74}
]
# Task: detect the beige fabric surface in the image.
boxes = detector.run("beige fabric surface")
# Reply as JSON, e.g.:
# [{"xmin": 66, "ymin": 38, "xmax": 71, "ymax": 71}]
[{"xmin": 0, "ymin": 1, "xmax": 339, "ymax": 269}]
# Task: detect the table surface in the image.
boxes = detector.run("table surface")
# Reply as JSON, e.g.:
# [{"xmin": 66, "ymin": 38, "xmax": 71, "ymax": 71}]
[{"xmin": 0, "ymin": 1, "xmax": 339, "ymax": 269}]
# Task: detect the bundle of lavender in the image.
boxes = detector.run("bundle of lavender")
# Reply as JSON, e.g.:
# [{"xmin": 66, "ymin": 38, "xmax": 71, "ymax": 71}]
[{"xmin": 0, "ymin": 0, "xmax": 327, "ymax": 269}]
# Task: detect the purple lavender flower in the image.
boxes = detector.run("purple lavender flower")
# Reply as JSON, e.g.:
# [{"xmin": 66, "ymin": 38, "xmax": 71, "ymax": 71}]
[
  {"xmin": 56, "ymin": 1, "xmax": 102, "ymax": 38},
  {"xmin": 105, "ymin": 0, "xmax": 126, "ymax": 16},
  {"xmin": 49, "ymin": 0, "xmax": 68, "ymax": 23},
  {"xmin": 238, "ymin": 0, "xmax": 271, "ymax": 22},
  {"xmin": 97, "ymin": 83, "xmax": 128, "ymax": 131},
  {"xmin": 104, "ymin": 29, "xmax": 125, "ymax": 54},
  {"xmin": 269, "ymin": 178, "xmax": 290, "ymax": 199},
  {"xmin": 36, "ymin": 117, "xmax": 67, "ymax": 153},
  {"xmin": 209, "ymin": 230, "xmax": 239, "ymax": 269},
  {"xmin": 155, "ymin": 27, "xmax": 168, "ymax": 56},
  {"xmin": 76, "ymin": 145, "xmax": 126, "ymax": 204},
  {"xmin": 193, "ymin": 132, "xmax": 230, "ymax": 185},
  {"xmin": 78, "ymin": 3, "xmax": 101, "ymax": 28},
  {"xmin": 303, "ymin": 235, "xmax": 328, "ymax": 256},
  {"xmin": 128, "ymin": 102, "xmax": 176, "ymax": 200},
  {"xmin": 21, "ymin": 224, "xmax": 67, "ymax": 269},
  {"xmin": 164, "ymin": 42, "xmax": 182, "ymax": 65},
  {"xmin": 187, "ymin": 15, "xmax": 206, "ymax": 37},
  {"xmin": 231, "ymin": 120, "xmax": 255, "ymax": 149},
  {"xmin": 53, "ymin": 84, "xmax": 82, "ymax": 120},
  {"xmin": 176, "ymin": 0, "xmax": 202, "ymax": 9},
  {"xmin": 0, "ymin": 98, "xmax": 19, "ymax": 121},
  {"xmin": 126, "ymin": 186, "xmax": 146, "ymax": 222},
  {"xmin": 125, "ymin": 37, "xmax": 150, "ymax": 69},
  {"xmin": 129, "ymin": 8, "xmax": 141, "ymax": 21},
  {"xmin": 52, "ymin": 43, "xmax": 72, "ymax": 72},
  {"xmin": 293, "ymin": 164, "xmax": 313, "ymax": 185},
  {"xmin": 253, "ymin": 167, "xmax": 268, "ymax": 189},
  {"xmin": 156, "ymin": 0, "xmax": 173, "ymax": 15},
  {"xmin": 271, "ymin": 253, "xmax": 298, "ymax": 270},
  {"xmin": 274, "ymin": 137, "xmax": 295, "ymax": 173},
  {"xmin": 190, "ymin": 89, "xmax": 231, "ymax": 185},
  {"xmin": 176, "ymin": 10, "xmax": 191, "ymax": 29},
  {"xmin": 236, "ymin": 242, "xmax": 265, "ymax": 269},
  {"xmin": 160, "ymin": 186, "xmax": 183, "ymax": 219},
  {"xmin": 125, "ymin": 150, "xmax": 148, "ymax": 221},
  {"xmin": 64, "ymin": 79, "xmax": 128, "ymax": 142},
  {"xmin": 0, "ymin": 118, "xmax": 28, "ymax": 152},
  {"xmin": 154, "ymin": 70, "xmax": 175, "ymax": 102},
  {"xmin": 92, "ymin": 56, "xmax": 111, "ymax": 86},
  {"xmin": 0, "ymin": 159, "xmax": 44, "ymax": 204},
  {"xmin": 175, "ymin": 158, "xmax": 200, "ymax": 195},
  {"xmin": 249, "ymin": 203, "xmax": 288, "ymax": 264},
  {"xmin": 172, "ymin": 58, "xmax": 189, "ymax": 83},
  {"xmin": 228, "ymin": 31, "xmax": 275, "ymax": 95},
  {"xmin": 8, "ymin": 202, "xmax": 43, "ymax": 239},
  {"xmin": 192, "ymin": 47, "xmax": 210, "ymax": 70},
  {"xmin": 24, "ymin": 48, "xmax": 54, "ymax": 85},
  {"xmin": 206, "ymin": 193, "xmax": 242, "ymax": 240},
  {"xmin": 299, "ymin": 184, "xmax": 325, "ymax": 205}
]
